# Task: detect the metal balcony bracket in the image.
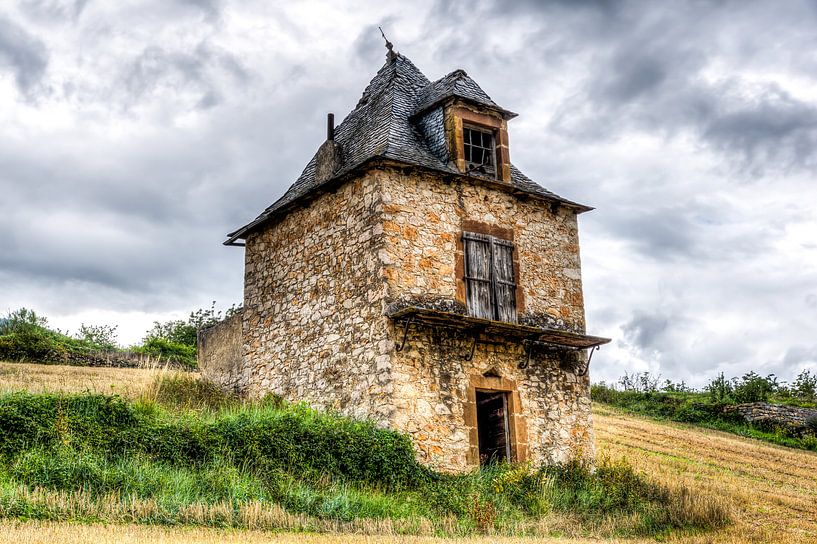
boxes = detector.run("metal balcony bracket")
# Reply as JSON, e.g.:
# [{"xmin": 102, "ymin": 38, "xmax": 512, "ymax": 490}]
[
  {"xmin": 395, "ymin": 316, "xmax": 414, "ymax": 352},
  {"xmin": 577, "ymin": 345, "xmax": 599, "ymax": 376},
  {"xmin": 518, "ymin": 339, "xmax": 535, "ymax": 369},
  {"xmin": 462, "ymin": 334, "xmax": 478, "ymax": 361}
]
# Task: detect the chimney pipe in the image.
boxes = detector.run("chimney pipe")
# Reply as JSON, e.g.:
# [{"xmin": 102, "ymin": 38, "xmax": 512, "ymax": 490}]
[{"xmin": 327, "ymin": 113, "xmax": 335, "ymax": 141}]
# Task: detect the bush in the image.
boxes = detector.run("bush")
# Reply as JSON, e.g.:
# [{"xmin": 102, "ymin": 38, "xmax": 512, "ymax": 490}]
[
  {"xmin": 0, "ymin": 308, "xmax": 126, "ymax": 363},
  {"xmin": 0, "ymin": 330, "xmax": 66, "ymax": 363},
  {"xmin": 133, "ymin": 337, "xmax": 196, "ymax": 367},
  {"xmin": 732, "ymin": 372, "xmax": 776, "ymax": 403},
  {"xmin": 793, "ymin": 370, "xmax": 817, "ymax": 403},
  {"xmin": 144, "ymin": 302, "xmax": 241, "ymax": 349},
  {"xmin": 74, "ymin": 324, "xmax": 118, "ymax": 351},
  {"xmin": 0, "ymin": 392, "xmax": 426, "ymax": 490},
  {"xmin": 707, "ymin": 372, "xmax": 733, "ymax": 404},
  {"xmin": 0, "ymin": 387, "xmax": 732, "ymax": 535},
  {"xmin": 0, "ymin": 308, "xmax": 48, "ymax": 336}
]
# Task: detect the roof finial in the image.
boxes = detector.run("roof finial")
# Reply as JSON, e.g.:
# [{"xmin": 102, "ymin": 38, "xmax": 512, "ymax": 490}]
[{"xmin": 379, "ymin": 26, "xmax": 397, "ymax": 62}]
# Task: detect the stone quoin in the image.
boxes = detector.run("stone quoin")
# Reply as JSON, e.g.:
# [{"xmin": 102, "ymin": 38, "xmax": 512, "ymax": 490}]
[{"xmin": 199, "ymin": 46, "xmax": 610, "ymax": 472}]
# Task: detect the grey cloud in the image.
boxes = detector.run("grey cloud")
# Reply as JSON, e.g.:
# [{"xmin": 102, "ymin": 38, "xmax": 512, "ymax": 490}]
[
  {"xmin": 703, "ymin": 86, "xmax": 817, "ymax": 174},
  {"xmin": 608, "ymin": 206, "xmax": 699, "ymax": 260},
  {"xmin": 622, "ymin": 312, "xmax": 670, "ymax": 351},
  {"xmin": 177, "ymin": 0, "xmax": 222, "ymax": 22},
  {"xmin": 0, "ymin": 15, "xmax": 48, "ymax": 96},
  {"xmin": 782, "ymin": 345, "xmax": 817, "ymax": 369},
  {"xmin": 121, "ymin": 40, "xmax": 249, "ymax": 109},
  {"xmin": 19, "ymin": 0, "xmax": 90, "ymax": 21}
]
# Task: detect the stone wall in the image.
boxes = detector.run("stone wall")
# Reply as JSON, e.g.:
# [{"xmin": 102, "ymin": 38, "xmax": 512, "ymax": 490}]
[
  {"xmin": 378, "ymin": 168, "xmax": 586, "ymax": 331},
  {"xmin": 239, "ymin": 174, "xmax": 393, "ymax": 424},
  {"xmin": 198, "ymin": 311, "xmax": 243, "ymax": 392},
  {"xmin": 389, "ymin": 325, "xmax": 593, "ymax": 470},
  {"xmin": 723, "ymin": 402, "xmax": 817, "ymax": 427},
  {"xmin": 376, "ymin": 167, "xmax": 593, "ymax": 471},
  {"xmin": 235, "ymin": 165, "xmax": 594, "ymax": 472}
]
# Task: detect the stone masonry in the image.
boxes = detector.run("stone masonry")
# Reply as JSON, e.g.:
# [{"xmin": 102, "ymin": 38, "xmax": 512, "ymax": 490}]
[
  {"xmin": 203, "ymin": 165, "xmax": 594, "ymax": 471},
  {"xmin": 205, "ymin": 50, "xmax": 608, "ymax": 472}
]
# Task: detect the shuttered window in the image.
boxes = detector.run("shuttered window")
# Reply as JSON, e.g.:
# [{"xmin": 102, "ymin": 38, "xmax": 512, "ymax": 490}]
[{"xmin": 463, "ymin": 232, "xmax": 517, "ymax": 323}]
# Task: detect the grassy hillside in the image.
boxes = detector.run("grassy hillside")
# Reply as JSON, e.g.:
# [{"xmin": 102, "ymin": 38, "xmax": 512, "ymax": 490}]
[
  {"xmin": 1, "ymin": 363, "xmax": 816, "ymax": 543},
  {"xmin": 592, "ymin": 385, "xmax": 817, "ymax": 452}
]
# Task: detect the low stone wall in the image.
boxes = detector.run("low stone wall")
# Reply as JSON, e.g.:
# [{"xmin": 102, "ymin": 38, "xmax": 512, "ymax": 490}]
[
  {"xmin": 723, "ymin": 402, "xmax": 817, "ymax": 427},
  {"xmin": 197, "ymin": 312, "xmax": 244, "ymax": 393}
]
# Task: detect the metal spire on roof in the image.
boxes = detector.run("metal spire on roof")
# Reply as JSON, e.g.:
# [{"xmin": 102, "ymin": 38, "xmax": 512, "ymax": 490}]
[{"xmin": 379, "ymin": 26, "xmax": 397, "ymax": 62}]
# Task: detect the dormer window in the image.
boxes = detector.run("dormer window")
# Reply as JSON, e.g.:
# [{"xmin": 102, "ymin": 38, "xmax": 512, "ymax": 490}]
[{"xmin": 463, "ymin": 126, "xmax": 496, "ymax": 172}]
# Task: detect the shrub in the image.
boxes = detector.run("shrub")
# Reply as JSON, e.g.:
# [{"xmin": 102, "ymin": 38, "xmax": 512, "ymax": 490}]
[
  {"xmin": 618, "ymin": 372, "xmax": 661, "ymax": 393},
  {"xmin": 133, "ymin": 337, "xmax": 197, "ymax": 367},
  {"xmin": 0, "ymin": 308, "xmax": 48, "ymax": 336},
  {"xmin": 74, "ymin": 324, "xmax": 119, "ymax": 351},
  {"xmin": 0, "ymin": 330, "xmax": 66, "ymax": 363},
  {"xmin": 144, "ymin": 302, "xmax": 241, "ymax": 349},
  {"xmin": 590, "ymin": 383, "xmax": 619, "ymax": 404},
  {"xmin": 732, "ymin": 372, "xmax": 776, "ymax": 403},
  {"xmin": 706, "ymin": 372, "xmax": 733, "ymax": 404},
  {"xmin": 793, "ymin": 370, "xmax": 817, "ymax": 403},
  {"xmin": 0, "ymin": 392, "xmax": 426, "ymax": 490}
]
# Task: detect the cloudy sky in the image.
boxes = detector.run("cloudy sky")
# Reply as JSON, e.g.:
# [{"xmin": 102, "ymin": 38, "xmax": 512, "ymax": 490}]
[{"xmin": 1, "ymin": 0, "xmax": 816, "ymax": 387}]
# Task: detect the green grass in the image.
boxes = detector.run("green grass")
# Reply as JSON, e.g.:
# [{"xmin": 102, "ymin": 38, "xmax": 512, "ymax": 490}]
[
  {"xmin": 591, "ymin": 385, "xmax": 817, "ymax": 452},
  {"xmin": 0, "ymin": 381, "xmax": 730, "ymax": 537}
]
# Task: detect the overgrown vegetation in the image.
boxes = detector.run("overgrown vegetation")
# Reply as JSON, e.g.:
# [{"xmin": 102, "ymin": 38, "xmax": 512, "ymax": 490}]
[
  {"xmin": 0, "ymin": 377, "xmax": 729, "ymax": 537},
  {"xmin": 593, "ymin": 371, "xmax": 817, "ymax": 452},
  {"xmin": 0, "ymin": 304, "xmax": 240, "ymax": 369},
  {"xmin": 0, "ymin": 308, "xmax": 118, "ymax": 364}
]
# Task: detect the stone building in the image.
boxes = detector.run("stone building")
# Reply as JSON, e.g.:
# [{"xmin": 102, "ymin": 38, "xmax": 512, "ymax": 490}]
[{"xmin": 202, "ymin": 47, "xmax": 609, "ymax": 471}]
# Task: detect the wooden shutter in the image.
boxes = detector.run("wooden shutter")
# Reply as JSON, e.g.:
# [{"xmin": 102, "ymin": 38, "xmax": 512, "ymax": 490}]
[
  {"xmin": 464, "ymin": 233, "xmax": 493, "ymax": 320},
  {"xmin": 492, "ymin": 238, "xmax": 517, "ymax": 323},
  {"xmin": 463, "ymin": 231, "xmax": 518, "ymax": 323}
]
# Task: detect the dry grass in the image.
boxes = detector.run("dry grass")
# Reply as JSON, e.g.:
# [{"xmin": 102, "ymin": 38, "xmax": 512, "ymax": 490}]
[
  {"xmin": 593, "ymin": 404, "xmax": 817, "ymax": 544},
  {"xmin": 0, "ymin": 521, "xmax": 617, "ymax": 544},
  {"xmin": 0, "ymin": 363, "xmax": 815, "ymax": 543},
  {"xmin": 0, "ymin": 361, "xmax": 184, "ymax": 399}
]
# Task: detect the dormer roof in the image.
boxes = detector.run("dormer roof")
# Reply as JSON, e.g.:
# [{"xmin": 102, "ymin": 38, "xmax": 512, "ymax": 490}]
[
  {"xmin": 412, "ymin": 69, "xmax": 517, "ymax": 119},
  {"xmin": 225, "ymin": 53, "xmax": 590, "ymax": 245}
]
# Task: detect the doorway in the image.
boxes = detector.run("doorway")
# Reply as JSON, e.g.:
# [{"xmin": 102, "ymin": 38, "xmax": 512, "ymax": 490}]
[{"xmin": 476, "ymin": 390, "xmax": 511, "ymax": 465}]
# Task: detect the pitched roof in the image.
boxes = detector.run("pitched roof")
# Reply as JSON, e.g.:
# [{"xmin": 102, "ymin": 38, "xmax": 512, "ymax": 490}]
[
  {"xmin": 412, "ymin": 69, "xmax": 516, "ymax": 119},
  {"xmin": 225, "ymin": 53, "xmax": 589, "ymax": 245}
]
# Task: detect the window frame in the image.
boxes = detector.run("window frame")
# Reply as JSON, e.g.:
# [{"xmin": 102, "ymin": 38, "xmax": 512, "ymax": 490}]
[
  {"xmin": 462, "ymin": 124, "xmax": 497, "ymax": 174},
  {"xmin": 462, "ymin": 231, "xmax": 518, "ymax": 323}
]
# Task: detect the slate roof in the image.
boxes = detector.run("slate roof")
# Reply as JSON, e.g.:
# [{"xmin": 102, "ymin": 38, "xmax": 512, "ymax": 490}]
[
  {"xmin": 412, "ymin": 69, "xmax": 516, "ymax": 119},
  {"xmin": 225, "ymin": 53, "xmax": 589, "ymax": 245}
]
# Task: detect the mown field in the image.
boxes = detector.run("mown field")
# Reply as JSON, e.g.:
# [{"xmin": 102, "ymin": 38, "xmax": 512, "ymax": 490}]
[{"xmin": 0, "ymin": 362, "xmax": 815, "ymax": 544}]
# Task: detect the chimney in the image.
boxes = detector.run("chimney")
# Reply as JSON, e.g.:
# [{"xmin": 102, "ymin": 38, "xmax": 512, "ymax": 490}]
[
  {"xmin": 327, "ymin": 113, "xmax": 335, "ymax": 141},
  {"xmin": 315, "ymin": 112, "xmax": 343, "ymax": 183}
]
